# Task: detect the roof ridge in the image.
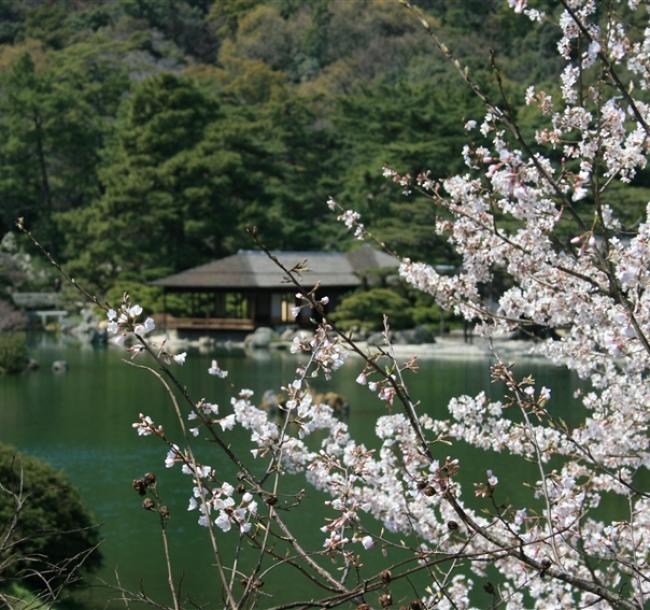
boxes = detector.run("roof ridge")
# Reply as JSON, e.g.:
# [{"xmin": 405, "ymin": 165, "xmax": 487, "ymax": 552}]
[{"xmin": 238, "ymin": 249, "xmax": 346, "ymax": 256}]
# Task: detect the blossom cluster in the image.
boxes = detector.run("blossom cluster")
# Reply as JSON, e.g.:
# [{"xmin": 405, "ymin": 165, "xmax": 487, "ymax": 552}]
[
  {"xmin": 105, "ymin": 296, "xmax": 188, "ymax": 367},
  {"xmin": 187, "ymin": 481, "xmax": 258, "ymax": 534},
  {"xmin": 106, "ymin": 301, "xmax": 155, "ymax": 347}
]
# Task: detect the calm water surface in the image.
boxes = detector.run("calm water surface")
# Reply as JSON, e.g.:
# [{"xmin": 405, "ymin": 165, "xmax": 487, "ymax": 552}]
[{"xmin": 0, "ymin": 337, "xmax": 597, "ymax": 608}]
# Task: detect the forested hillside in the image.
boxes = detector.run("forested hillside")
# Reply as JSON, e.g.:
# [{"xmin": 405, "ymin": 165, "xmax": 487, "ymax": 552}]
[{"xmin": 2, "ymin": 0, "xmax": 642, "ymax": 295}]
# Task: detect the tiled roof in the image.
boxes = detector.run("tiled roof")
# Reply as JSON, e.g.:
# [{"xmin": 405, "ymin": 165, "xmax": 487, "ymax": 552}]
[{"xmin": 152, "ymin": 245, "xmax": 397, "ymax": 290}]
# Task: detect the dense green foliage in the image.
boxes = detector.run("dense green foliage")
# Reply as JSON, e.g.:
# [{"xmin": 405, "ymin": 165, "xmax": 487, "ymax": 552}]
[
  {"xmin": 331, "ymin": 287, "xmax": 412, "ymax": 331},
  {"xmin": 0, "ymin": 443, "xmax": 102, "ymax": 587},
  {"xmin": 0, "ymin": 332, "xmax": 28, "ymax": 373},
  {"xmin": 1, "ymin": 0, "xmax": 647, "ymax": 298},
  {"xmin": 330, "ymin": 285, "xmax": 451, "ymax": 332}
]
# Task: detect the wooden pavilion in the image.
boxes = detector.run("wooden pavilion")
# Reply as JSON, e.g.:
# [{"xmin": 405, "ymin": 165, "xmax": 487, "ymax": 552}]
[{"xmin": 151, "ymin": 245, "xmax": 397, "ymax": 331}]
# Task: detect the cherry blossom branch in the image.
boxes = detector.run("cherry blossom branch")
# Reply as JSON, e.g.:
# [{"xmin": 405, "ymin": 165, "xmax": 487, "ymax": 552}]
[
  {"xmin": 238, "ymin": 347, "xmax": 326, "ymax": 609},
  {"xmin": 150, "ymin": 485, "xmax": 180, "ymax": 610},
  {"xmin": 127, "ymin": 335, "xmax": 350, "ymax": 599},
  {"xmin": 125, "ymin": 359, "xmax": 238, "ymax": 610},
  {"xmin": 256, "ymin": 234, "xmax": 644, "ymax": 610},
  {"xmin": 444, "ymin": 491, "xmax": 640, "ymax": 610},
  {"xmin": 494, "ymin": 362, "xmax": 563, "ymax": 566},
  {"xmin": 128, "ymin": 347, "xmax": 350, "ymax": 608},
  {"xmin": 558, "ymin": 0, "xmax": 650, "ymax": 138}
]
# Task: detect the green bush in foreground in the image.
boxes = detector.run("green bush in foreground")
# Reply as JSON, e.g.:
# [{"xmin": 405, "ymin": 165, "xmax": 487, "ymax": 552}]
[
  {"xmin": 0, "ymin": 332, "xmax": 28, "ymax": 374},
  {"xmin": 0, "ymin": 444, "xmax": 102, "ymax": 590}
]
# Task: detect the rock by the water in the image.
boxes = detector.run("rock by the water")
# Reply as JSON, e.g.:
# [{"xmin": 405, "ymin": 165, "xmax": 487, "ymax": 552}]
[
  {"xmin": 198, "ymin": 336, "xmax": 216, "ymax": 354},
  {"xmin": 367, "ymin": 327, "xmax": 434, "ymax": 346},
  {"xmin": 392, "ymin": 330, "xmax": 410, "ymax": 345},
  {"xmin": 367, "ymin": 331, "xmax": 387, "ymax": 347},
  {"xmin": 245, "ymin": 327, "xmax": 276, "ymax": 349},
  {"xmin": 259, "ymin": 388, "xmax": 350, "ymax": 418},
  {"xmin": 26, "ymin": 358, "xmax": 39, "ymax": 371},
  {"xmin": 51, "ymin": 360, "xmax": 68, "ymax": 374},
  {"xmin": 280, "ymin": 328, "xmax": 296, "ymax": 341},
  {"xmin": 70, "ymin": 307, "xmax": 106, "ymax": 345},
  {"xmin": 91, "ymin": 328, "xmax": 108, "ymax": 346},
  {"xmin": 81, "ymin": 307, "xmax": 95, "ymax": 325},
  {"xmin": 198, "ymin": 336, "xmax": 216, "ymax": 348},
  {"xmin": 413, "ymin": 325, "xmax": 435, "ymax": 344}
]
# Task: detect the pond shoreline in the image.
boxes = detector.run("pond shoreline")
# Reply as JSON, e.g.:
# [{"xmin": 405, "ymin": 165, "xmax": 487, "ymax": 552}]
[
  {"xmin": 357, "ymin": 336, "xmax": 541, "ymax": 360},
  {"xmin": 149, "ymin": 332, "xmax": 541, "ymax": 361}
]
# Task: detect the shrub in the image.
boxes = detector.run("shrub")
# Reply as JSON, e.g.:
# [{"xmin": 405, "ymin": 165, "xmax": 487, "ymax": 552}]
[
  {"xmin": 331, "ymin": 287, "xmax": 455, "ymax": 332},
  {"xmin": 409, "ymin": 302, "xmax": 444, "ymax": 326},
  {"xmin": 0, "ymin": 333, "xmax": 28, "ymax": 374},
  {"xmin": 0, "ymin": 444, "xmax": 102, "ymax": 589},
  {"xmin": 330, "ymin": 287, "xmax": 412, "ymax": 331}
]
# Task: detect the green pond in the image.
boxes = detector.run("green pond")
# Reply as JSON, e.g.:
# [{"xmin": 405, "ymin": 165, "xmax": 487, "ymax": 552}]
[{"xmin": 0, "ymin": 336, "xmax": 612, "ymax": 609}]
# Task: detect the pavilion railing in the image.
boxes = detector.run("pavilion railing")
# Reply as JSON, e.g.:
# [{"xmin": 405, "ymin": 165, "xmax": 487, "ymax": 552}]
[{"xmin": 159, "ymin": 315, "xmax": 256, "ymax": 331}]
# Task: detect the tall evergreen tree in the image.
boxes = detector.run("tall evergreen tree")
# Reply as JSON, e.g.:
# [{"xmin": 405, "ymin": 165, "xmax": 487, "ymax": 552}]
[
  {"xmin": 58, "ymin": 74, "xmax": 289, "ymax": 289},
  {"xmin": 329, "ymin": 76, "xmax": 482, "ymax": 260}
]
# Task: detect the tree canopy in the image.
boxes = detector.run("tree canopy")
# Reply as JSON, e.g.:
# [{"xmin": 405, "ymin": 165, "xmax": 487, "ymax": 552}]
[{"xmin": 3, "ymin": 0, "xmax": 643, "ymax": 296}]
